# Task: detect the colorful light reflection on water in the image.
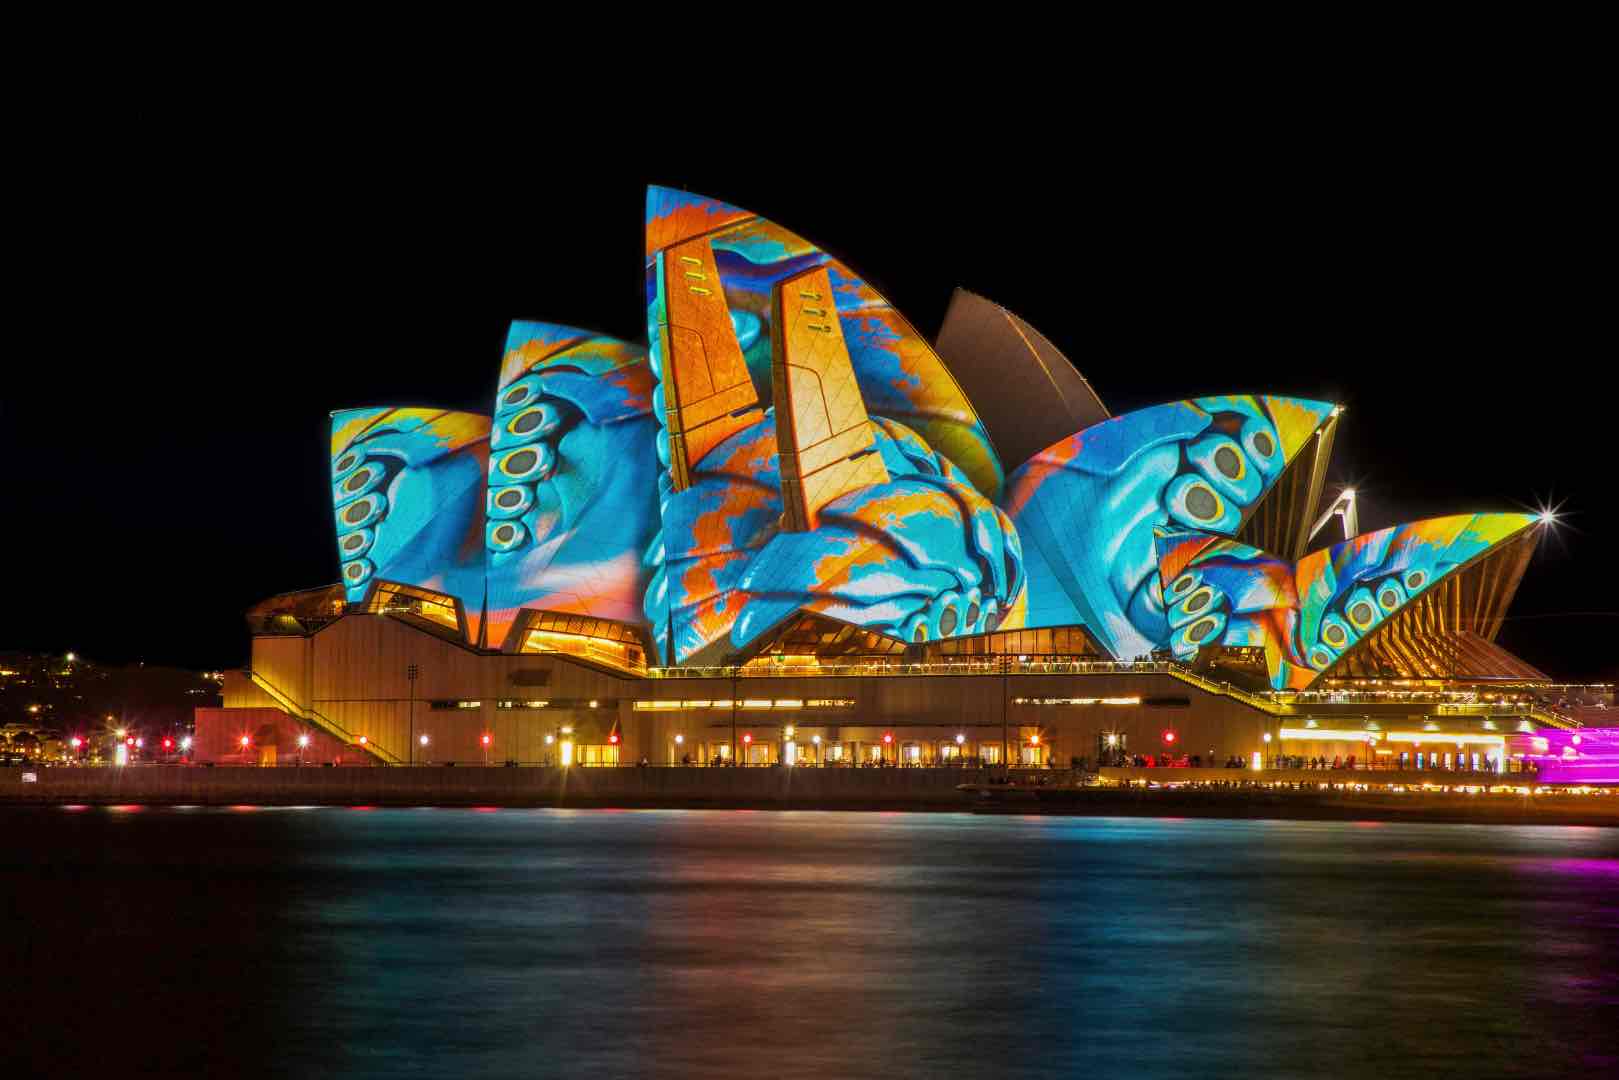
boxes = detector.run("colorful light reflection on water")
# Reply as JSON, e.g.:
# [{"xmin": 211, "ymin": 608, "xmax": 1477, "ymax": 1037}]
[{"xmin": 4, "ymin": 809, "xmax": 1617, "ymax": 1078}]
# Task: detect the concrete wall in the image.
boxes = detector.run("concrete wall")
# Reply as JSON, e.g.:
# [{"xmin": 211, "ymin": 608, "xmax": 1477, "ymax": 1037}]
[{"xmin": 0, "ymin": 765, "xmax": 1004, "ymax": 809}]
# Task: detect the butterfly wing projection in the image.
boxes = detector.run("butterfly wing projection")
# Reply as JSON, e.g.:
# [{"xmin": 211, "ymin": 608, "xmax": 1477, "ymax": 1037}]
[
  {"xmin": 1001, "ymin": 395, "xmax": 1336, "ymax": 658},
  {"xmin": 330, "ymin": 407, "xmax": 491, "ymax": 643},
  {"xmin": 643, "ymin": 190, "xmax": 1022, "ymax": 665},
  {"xmin": 483, "ymin": 322, "xmax": 661, "ymax": 651},
  {"xmin": 1156, "ymin": 512, "xmax": 1539, "ymax": 689}
]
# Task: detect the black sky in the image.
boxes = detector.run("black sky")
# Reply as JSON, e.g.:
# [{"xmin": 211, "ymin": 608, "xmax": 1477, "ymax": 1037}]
[{"xmin": 7, "ymin": 119, "xmax": 1613, "ymax": 681}]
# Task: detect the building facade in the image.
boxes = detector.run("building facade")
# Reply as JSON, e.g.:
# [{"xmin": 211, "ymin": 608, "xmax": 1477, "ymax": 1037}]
[{"xmin": 201, "ymin": 187, "xmax": 1579, "ymax": 773}]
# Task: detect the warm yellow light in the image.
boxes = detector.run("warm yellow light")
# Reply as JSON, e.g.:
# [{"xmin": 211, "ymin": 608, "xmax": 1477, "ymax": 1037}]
[
  {"xmin": 1279, "ymin": 727, "xmax": 1381, "ymax": 742},
  {"xmin": 560, "ymin": 741, "xmax": 574, "ymax": 766},
  {"xmin": 1385, "ymin": 732, "xmax": 1504, "ymax": 746},
  {"xmin": 674, "ymin": 734, "xmax": 684, "ymax": 745}
]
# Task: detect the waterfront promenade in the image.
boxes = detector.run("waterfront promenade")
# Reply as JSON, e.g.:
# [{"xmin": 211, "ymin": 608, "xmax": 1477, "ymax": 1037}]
[{"xmin": 5, "ymin": 765, "xmax": 1618, "ymax": 824}]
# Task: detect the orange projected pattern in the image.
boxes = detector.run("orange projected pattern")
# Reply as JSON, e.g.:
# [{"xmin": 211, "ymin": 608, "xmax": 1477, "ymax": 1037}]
[
  {"xmin": 657, "ymin": 236, "xmax": 763, "ymax": 490},
  {"xmin": 773, "ymin": 266, "xmax": 888, "ymax": 532}
]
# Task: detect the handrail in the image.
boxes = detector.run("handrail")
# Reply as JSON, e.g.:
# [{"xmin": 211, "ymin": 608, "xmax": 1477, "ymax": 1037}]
[
  {"xmin": 246, "ymin": 669, "xmax": 402, "ymax": 765},
  {"xmin": 1160, "ymin": 666, "xmax": 1290, "ymax": 715}
]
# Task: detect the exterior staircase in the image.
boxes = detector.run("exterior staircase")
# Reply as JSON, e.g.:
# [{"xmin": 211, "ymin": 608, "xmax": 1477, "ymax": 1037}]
[{"xmin": 246, "ymin": 669, "xmax": 403, "ymax": 765}]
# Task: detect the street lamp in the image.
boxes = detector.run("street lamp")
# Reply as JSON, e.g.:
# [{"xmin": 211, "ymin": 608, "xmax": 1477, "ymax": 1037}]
[
  {"xmin": 407, "ymin": 663, "xmax": 419, "ymax": 765},
  {"xmin": 297, "ymin": 732, "xmax": 309, "ymax": 766}
]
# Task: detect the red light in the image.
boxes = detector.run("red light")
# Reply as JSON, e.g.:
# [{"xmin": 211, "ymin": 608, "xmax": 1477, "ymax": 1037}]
[
  {"xmin": 127, "ymin": 737, "xmax": 136, "ymax": 746},
  {"xmin": 882, "ymin": 733, "xmax": 893, "ymax": 744},
  {"xmin": 1162, "ymin": 730, "xmax": 1177, "ymax": 744},
  {"xmin": 70, "ymin": 737, "xmax": 82, "ymax": 748},
  {"xmin": 609, "ymin": 733, "xmax": 619, "ymax": 744},
  {"xmin": 743, "ymin": 733, "xmax": 753, "ymax": 744},
  {"xmin": 481, "ymin": 734, "xmax": 491, "ymax": 746},
  {"xmin": 162, "ymin": 738, "xmax": 173, "ymax": 750},
  {"xmin": 240, "ymin": 736, "xmax": 251, "ymax": 747}
]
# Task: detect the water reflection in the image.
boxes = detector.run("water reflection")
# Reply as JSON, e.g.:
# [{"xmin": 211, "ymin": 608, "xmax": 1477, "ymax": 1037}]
[{"xmin": 3, "ymin": 809, "xmax": 1616, "ymax": 1078}]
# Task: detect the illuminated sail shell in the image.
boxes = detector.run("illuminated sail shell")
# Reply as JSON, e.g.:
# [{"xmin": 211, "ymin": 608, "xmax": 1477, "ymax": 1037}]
[
  {"xmin": 330, "ymin": 407, "xmax": 490, "ymax": 642},
  {"xmin": 483, "ymin": 322, "xmax": 661, "ymax": 651},
  {"xmin": 1002, "ymin": 395, "xmax": 1336, "ymax": 657},
  {"xmin": 1155, "ymin": 512, "xmax": 1538, "ymax": 688}
]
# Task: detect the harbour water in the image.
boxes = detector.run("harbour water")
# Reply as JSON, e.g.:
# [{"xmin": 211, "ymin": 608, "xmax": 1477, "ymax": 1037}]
[{"xmin": 4, "ymin": 808, "xmax": 1616, "ymax": 1078}]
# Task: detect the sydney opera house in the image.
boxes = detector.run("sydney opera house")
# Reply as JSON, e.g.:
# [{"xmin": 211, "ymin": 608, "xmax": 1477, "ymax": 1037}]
[{"xmin": 196, "ymin": 188, "xmax": 1596, "ymax": 774}]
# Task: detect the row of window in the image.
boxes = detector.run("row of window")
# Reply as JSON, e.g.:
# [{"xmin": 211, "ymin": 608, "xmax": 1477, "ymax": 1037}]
[
  {"xmin": 632, "ymin": 698, "xmax": 857, "ymax": 711},
  {"xmin": 427, "ymin": 699, "xmax": 615, "ymax": 711}
]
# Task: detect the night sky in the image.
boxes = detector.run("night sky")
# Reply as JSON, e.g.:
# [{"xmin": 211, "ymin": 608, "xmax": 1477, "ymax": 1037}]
[{"xmin": 8, "ymin": 142, "xmax": 1612, "ymax": 681}]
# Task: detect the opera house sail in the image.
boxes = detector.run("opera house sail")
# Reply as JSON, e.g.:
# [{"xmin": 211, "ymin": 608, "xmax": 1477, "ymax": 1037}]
[{"xmin": 285, "ymin": 185, "xmax": 1550, "ymax": 698}]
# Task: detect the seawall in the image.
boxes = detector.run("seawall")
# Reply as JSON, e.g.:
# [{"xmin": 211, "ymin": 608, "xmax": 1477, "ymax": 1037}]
[{"xmin": 5, "ymin": 766, "xmax": 1619, "ymax": 824}]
